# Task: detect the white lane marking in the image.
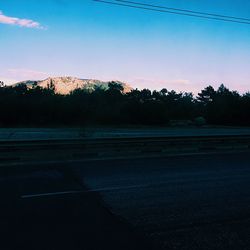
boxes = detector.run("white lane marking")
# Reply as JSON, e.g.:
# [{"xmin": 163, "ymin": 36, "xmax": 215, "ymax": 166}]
[
  {"xmin": 21, "ymin": 190, "xmax": 85, "ymax": 199},
  {"xmin": 21, "ymin": 184, "xmax": 151, "ymax": 199},
  {"xmin": 89, "ymin": 184, "xmax": 150, "ymax": 192}
]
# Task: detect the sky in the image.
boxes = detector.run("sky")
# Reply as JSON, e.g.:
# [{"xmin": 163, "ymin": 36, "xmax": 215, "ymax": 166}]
[{"xmin": 1, "ymin": 0, "xmax": 250, "ymax": 93}]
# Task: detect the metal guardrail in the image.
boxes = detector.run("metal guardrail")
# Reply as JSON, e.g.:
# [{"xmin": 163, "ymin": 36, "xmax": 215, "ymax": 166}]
[{"xmin": 1, "ymin": 135, "xmax": 250, "ymax": 165}]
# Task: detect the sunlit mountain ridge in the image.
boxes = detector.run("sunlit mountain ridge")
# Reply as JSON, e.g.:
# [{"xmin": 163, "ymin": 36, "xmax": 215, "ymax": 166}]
[{"xmin": 14, "ymin": 76, "xmax": 132, "ymax": 94}]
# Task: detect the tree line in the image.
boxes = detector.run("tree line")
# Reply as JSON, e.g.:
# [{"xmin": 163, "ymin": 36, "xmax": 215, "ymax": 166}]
[{"xmin": 0, "ymin": 81, "xmax": 250, "ymax": 127}]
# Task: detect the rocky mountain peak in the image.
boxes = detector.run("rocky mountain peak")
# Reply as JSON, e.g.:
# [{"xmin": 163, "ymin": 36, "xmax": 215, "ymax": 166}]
[{"xmin": 14, "ymin": 76, "xmax": 132, "ymax": 95}]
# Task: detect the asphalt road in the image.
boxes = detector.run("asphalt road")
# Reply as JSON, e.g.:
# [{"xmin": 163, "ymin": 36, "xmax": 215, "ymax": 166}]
[
  {"xmin": 2, "ymin": 127, "xmax": 250, "ymax": 141},
  {"xmin": 0, "ymin": 163, "xmax": 151, "ymax": 250},
  {"xmin": 74, "ymin": 152, "xmax": 250, "ymax": 250},
  {"xmin": 2, "ymin": 152, "xmax": 250, "ymax": 249}
]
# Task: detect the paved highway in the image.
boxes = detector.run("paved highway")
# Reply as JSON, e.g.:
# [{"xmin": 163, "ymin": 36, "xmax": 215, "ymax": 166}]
[
  {"xmin": 74, "ymin": 152, "xmax": 250, "ymax": 249},
  {"xmin": 0, "ymin": 163, "xmax": 151, "ymax": 250},
  {"xmin": 1, "ymin": 152, "xmax": 250, "ymax": 249},
  {"xmin": 2, "ymin": 127, "xmax": 250, "ymax": 141}
]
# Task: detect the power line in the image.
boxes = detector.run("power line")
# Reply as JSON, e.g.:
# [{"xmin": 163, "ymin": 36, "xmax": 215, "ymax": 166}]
[
  {"xmin": 93, "ymin": 0, "xmax": 250, "ymax": 25},
  {"xmin": 115, "ymin": 0, "xmax": 250, "ymax": 22},
  {"xmin": 95, "ymin": 0, "xmax": 250, "ymax": 24}
]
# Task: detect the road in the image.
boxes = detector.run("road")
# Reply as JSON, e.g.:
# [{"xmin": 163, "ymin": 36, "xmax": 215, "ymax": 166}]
[
  {"xmin": 2, "ymin": 127, "xmax": 250, "ymax": 141},
  {"xmin": 1, "ymin": 152, "xmax": 250, "ymax": 249},
  {"xmin": 0, "ymin": 163, "xmax": 151, "ymax": 250},
  {"xmin": 73, "ymin": 152, "xmax": 250, "ymax": 249}
]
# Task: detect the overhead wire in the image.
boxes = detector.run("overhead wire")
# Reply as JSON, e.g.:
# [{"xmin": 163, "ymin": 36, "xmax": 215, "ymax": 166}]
[
  {"xmin": 93, "ymin": 0, "xmax": 250, "ymax": 25},
  {"xmin": 115, "ymin": 0, "xmax": 250, "ymax": 22}
]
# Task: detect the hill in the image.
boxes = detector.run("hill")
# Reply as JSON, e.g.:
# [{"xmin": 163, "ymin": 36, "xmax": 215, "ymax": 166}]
[{"xmin": 14, "ymin": 77, "xmax": 132, "ymax": 94}]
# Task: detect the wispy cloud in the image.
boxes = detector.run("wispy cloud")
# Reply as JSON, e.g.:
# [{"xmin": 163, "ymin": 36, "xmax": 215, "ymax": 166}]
[
  {"xmin": 7, "ymin": 69, "xmax": 49, "ymax": 80},
  {"xmin": 0, "ymin": 10, "xmax": 45, "ymax": 29},
  {"xmin": 130, "ymin": 77, "xmax": 192, "ymax": 91},
  {"xmin": 0, "ymin": 77, "xmax": 18, "ymax": 86}
]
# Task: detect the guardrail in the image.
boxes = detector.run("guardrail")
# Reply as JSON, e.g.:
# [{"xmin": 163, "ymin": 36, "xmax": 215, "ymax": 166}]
[{"xmin": 1, "ymin": 135, "xmax": 250, "ymax": 165}]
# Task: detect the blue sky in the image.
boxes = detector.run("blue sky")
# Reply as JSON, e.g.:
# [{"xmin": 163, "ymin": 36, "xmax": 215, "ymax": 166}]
[{"xmin": 1, "ymin": 0, "xmax": 250, "ymax": 92}]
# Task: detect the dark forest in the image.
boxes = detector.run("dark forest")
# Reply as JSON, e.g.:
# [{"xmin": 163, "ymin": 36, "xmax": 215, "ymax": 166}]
[{"xmin": 1, "ymin": 81, "xmax": 250, "ymax": 127}]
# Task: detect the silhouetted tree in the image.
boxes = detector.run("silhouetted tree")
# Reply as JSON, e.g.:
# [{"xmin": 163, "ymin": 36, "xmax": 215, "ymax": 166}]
[
  {"xmin": 197, "ymin": 85, "xmax": 216, "ymax": 105},
  {"xmin": 0, "ymin": 82, "xmax": 249, "ymax": 127},
  {"xmin": 108, "ymin": 82, "xmax": 124, "ymax": 93},
  {"xmin": 47, "ymin": 79, "xmax": 56, "ymax": 94}
]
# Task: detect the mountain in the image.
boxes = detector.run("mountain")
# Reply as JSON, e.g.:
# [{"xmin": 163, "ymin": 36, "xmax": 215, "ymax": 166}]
[{"xmin": 14, "ymin": 77, "xmax": 132, "ymax": 94}]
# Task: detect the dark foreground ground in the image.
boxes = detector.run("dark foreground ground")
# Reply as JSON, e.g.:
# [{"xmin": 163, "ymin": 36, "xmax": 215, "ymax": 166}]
[
  {"xmin": 1, "ymin": 152, "xmax": 250, "ymax": 249},
  {"xmin": 0, "ymin": 163, "xmax": 152, "ymax": 250},
  {"xmin": 75, "ymin": 152, "xmax": 250, "ymax": 250}
]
